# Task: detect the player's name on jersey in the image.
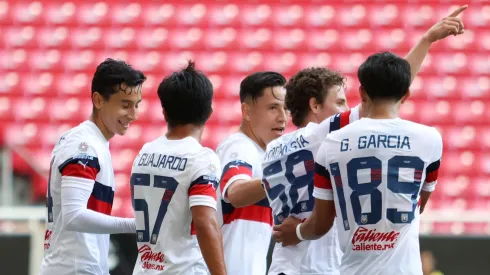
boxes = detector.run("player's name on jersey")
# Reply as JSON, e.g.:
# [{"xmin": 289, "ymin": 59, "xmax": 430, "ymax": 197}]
[
  {"xmin": 134, "ymin": 152, "xmax": 187, "ymax": 171},
  {"xmin": 264, "ymin": 134, "xmax": 310, "ymax": 162},
  {"xmin": 340, "ymin": 134, "xmax": 411, "ymax": 152}
]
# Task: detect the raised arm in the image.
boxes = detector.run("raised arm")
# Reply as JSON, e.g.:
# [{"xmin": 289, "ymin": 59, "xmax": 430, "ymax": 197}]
[{"xmin": 404, "ymin": 5, "xmax": 467, "ymax": 83}]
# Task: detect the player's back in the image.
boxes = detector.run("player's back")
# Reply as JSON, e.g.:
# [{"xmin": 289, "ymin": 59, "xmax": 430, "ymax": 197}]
[
  {"xmin": 322, "ymin": 117, "xmax": 442, "ymax": 275},
  {"xmin": 40, "ymin": 121, "xmax": 115, "ymax": 275},
  {"xmin": 262, "ymin": 106, "xmax": 361, "ymax": 275},
  {"xmin": 263, "ymin": 123, "xmax": 342, "ymax": 274},
  {"xmin": 131, "ymin": 136, "xmax": 220, "ymax": 275}
]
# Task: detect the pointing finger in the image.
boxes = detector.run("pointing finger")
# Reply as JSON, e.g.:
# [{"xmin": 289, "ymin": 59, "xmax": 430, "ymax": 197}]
[{"xmin": 448, "ymin": 5, "xmax": 468, "ymax": 17}]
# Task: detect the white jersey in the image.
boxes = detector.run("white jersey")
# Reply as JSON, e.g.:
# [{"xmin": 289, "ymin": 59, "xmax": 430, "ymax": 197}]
[
  {"xmin": 217, "ymin": 133, "xmax": 273, "ymax": 275},
  {"xmin": 262, "ymin": 106, "xmax": 359, "ymax": 275},
  {"xmin": 40, "ymin": 120, "xmax": 115, "ymax": 275},
  {"xmin": 314, "ymin": 118, "xmax": 443, "ymax": 275},
  {"xmin": 130, "ymin": 136, "xmax": 220, "ymax": 275}
]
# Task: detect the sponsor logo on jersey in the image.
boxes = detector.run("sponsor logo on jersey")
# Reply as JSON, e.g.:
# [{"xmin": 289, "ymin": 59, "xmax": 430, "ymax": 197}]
[
  {"xmin": 351, "ymin": 227, "xmax": 400, "ymax": 251},
  {"xmin": 138, "ymin": 244, "xmax": 166, "ymax": 271},
  {"xmin": 44, "ymin": 230, "xmax": 52, "ymax": 250}
]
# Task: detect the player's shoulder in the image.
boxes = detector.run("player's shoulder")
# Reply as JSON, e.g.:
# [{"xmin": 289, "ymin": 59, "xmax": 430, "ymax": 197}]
[
  {"xmin": 400, "ymin": 119, "xmax": 442, "ymax": 141},
  {"xmin": 264, "ymin": 124, "xmax": 318, "ymax": 163},
  {"xmin": 55, "ymin": 122, "xmax": 104, "ymax": 158},
  {"xmin": 217, "ymin": 132, "xmax": 258, "ymax": 154}
]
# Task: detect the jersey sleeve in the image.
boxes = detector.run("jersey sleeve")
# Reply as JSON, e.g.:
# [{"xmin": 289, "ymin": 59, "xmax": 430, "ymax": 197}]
[
  {"xmin": 218, "ymin": 140, "xmax": 256, "ymax": 203},
  {"xmin": 188, "ymin": 149, "xmax": 221, "ymax": 209},
  {"xmin": 58, "ymin": 141, "xmax": 101, "ymax": 182},
  {"xmin": 314, "ymin": 108, "xmax": 353, "ymax": 140},
  {"xmin": 312, "ymin": 141, "xmax": 334, "ymax": 201},
  {"xmin": 422, "ymin": 129, "xmax": 443, "ymax": 192}
]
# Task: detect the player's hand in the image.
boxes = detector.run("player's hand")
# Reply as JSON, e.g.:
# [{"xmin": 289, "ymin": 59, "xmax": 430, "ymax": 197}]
[
  {"xmin": 424, "ymin": 5, "xmax": 468, "ymax": 43},
  {"xmin": 272, "ymin": 216, "xmax": 302, "ymax": 247}
]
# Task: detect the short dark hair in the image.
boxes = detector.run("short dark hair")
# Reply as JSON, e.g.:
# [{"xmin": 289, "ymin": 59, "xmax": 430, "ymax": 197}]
[
  {"xmin": 157, "ymin": 61, "xmax": 213, "ymax": 128},
  {"xmin": 357, "ymin": 52, "xmax": 411, "ymax": 102},
  {"xmin": 285, "ymin": 67, "xmax": 345, "ymax": 127},
  {"xmin": 91, "ymin": 58, "xmax": 146, "ymax": 100},
  {"xmin": 239, "ymin": 71, "xmax": 286, "ymax": 103}
]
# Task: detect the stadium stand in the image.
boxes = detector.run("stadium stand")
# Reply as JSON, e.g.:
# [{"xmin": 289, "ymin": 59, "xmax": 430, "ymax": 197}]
[{"xmin": 0, "ymin": 0, "xmax": 489, "ymax": 234}]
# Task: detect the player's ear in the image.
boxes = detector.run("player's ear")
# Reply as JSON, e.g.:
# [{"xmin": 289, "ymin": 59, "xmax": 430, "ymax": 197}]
[
  {"xmin": 92, "ymin": 92, "xmax": 104, "ymax": 110},
  {"xmin": 308, "ymin": 97, "xmax": 319, "ymax": 114},
  {"xmin": 241, "ymin": 102, "xmax": 251, "ymax": 122},
  {"xmin": 401, "ymin": 89, "xmax": 410, "ymax": 104}
]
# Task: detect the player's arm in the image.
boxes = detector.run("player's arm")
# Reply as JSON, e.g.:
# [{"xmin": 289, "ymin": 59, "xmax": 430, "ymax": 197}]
[
  {"xmin": 189, "ymin": 151, "xmax": 226, "ymax": 275},
  {"xmin": 225, "ymin": 178, "xmax": 265, "ymax": 208},
  {"xmin": 420, "ymin": 130, "xmax": 443, "ymax": 214},
  {"xmin": 219, "ymin": 143, "xmax": 266, "ymax": 208},
  {"xmin": 60, "ymin": 146, "xmax": 135, "ymax": 234},
  {"xmin": 191, "ymin": 206, "xmax": 226, "ymax": 275},
  {"xmin": 404, "ymin": 5, "xmax": 467, "ymax": 83}
]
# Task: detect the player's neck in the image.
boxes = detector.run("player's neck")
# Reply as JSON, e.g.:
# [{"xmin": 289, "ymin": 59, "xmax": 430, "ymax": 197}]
[
  {"xmin": 365, "ymin": 101, "xmax": 400, "ymax": 119},
  {"xmin": 90, "ymin": 113, "xmax": 114, "ymax": 141},
  {"xmin": 239, "ymin": 123, "xmax": 267, "ymax": 150},
  {"xmin": 166, "ymin": 125, "xmax": 203, "ymax": 142}
]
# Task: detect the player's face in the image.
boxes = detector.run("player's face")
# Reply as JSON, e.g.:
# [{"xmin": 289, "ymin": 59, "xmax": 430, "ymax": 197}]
[
  {"xmin": 247, "ymin": 86, "xmax": 288, "ymax": 145},
  {"xmin": 99, "ymin": 84, "xmax": 142, "ymax": 137},
  {"xmin": 317, "ymin": 85, "xmax": 348, "ymax": 121}
]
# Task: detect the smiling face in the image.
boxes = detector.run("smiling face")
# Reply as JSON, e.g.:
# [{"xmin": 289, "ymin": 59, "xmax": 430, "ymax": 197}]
[
  {"xmin": 92, "ymin": 82, "xmax": 142, "ymax": 139},
  {"xmin": 243, "ymin": 86, "xmax": 288, "ymax": 146}
]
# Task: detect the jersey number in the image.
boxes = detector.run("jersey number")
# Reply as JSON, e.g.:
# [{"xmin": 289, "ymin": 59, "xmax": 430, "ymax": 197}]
[
  {"xmin": 263, "ymin": 150, "xmax": 314, "ymax": 224},
  {"xmin": 131, "ymin": 173, "xmax": 179, "ymax": 244},
  {"xmin": 332, "ymin": 156, "xmax": 424, "ymax": 231}
]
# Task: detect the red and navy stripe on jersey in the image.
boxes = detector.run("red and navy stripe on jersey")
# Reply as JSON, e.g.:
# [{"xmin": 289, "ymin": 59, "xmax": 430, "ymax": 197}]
[
  {"xmin": 329, "ymin": 109, "xmax": 352, "ymax": 133},
  {"xmin": 58, "ymin": 156, "xmax": 114, "ymax": 215},
  {"xmin": 220, "ymin": 160, "xmax": 272, "ymax": 226},
  {"xmin": 220, "ymin": 160, "xmax": 253, "ymax": 195},
  {"xmin": 189, "ymin": 175, "xmax": 219, "ymax": 235},
  {"xmin": 425, "ymin": 159, "xmax": 440, "ymax": 183},
  {"xmin": 314, "ymin": 163, "xmax": 333, "ymax": 190},
  {"xmin": 189, "ymin": 175, "xmax": 219, "ymax": 199}
]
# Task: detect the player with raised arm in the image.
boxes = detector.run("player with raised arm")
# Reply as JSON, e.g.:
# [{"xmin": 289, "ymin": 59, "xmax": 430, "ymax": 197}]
[
  {"xmin": 264, "ymin": 5, "xmax": 466, "ymax": 275},
  {"xmin": 131, "ymin": 61, "xmax": 226, "ymax": 275},
  {"xmin": 274, "ymin": 51, "xmax": 443, "ymax": 275},
  {"xmin": 217, "ymin": 72, "xmax": 288, "ymax": 275},
  {"xmin": 39, "ymin": 59, "xmax": 146, "ymax": 275}
]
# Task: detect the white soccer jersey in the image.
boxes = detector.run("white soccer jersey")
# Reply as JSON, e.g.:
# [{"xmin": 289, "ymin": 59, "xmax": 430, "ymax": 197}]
[
  {"xmin": 262, "ymin": 106, "xmax": 359, "ymax": 275},
  {"xmin": 130, "ymin": 136, "xmax": 221, "ymax": 275},
  {"xmin": 40, "ymin": 120, "xmax": 115, "ymax": 275},
  {"xmin": 217, "ymin": 132, "xmax": 273, "ymax": 275},
  {"xmin": 314, "ymin": 118, "xmax": 443, "ymax": 275}
]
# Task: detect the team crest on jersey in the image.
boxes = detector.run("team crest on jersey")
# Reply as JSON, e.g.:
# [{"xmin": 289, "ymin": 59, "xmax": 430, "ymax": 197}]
[
  {"xmin": 277, "ymin": 215, "xmax": 284, "ymax": 223},
  {"xmin": 78, "ymin": 142, "xmax": 89, "ymax": 152},
  {"xmin": 401, "ymin": 214, "xmax": 408, "ymax": 222},
  {"xmin": 208, "ymin": 164, "xmax": 217, "ymax": 173},
  {"xmin": 361, "ymin": 215, "xmax": 368, "ymax": 224},
  {"xmin": 301, "ymin": 202, "xmax": 307, "ymax": 211},
  {"xmin": 138, "ymin": 232, "xmax": 144, "ymax": 241}
]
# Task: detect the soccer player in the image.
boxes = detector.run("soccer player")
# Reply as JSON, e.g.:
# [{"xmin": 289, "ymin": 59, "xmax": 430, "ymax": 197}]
[
  {"xmin": 274, "ymin": 51, "xmax": 443, "ymax": 275},
  {"xmin": 264, "ymin": 5, "xmax": 466, "ymax": 275},
  {"xmin": 130, "ymin": 61, "xmax": 226, "ymax": 275},
  {"xmin": 39, "ymin": 59, "xmax": 146, "ymax": 275},
  {"xmin": 217, "ymin": 71, "xmax": 288, "ymax": 275}
]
